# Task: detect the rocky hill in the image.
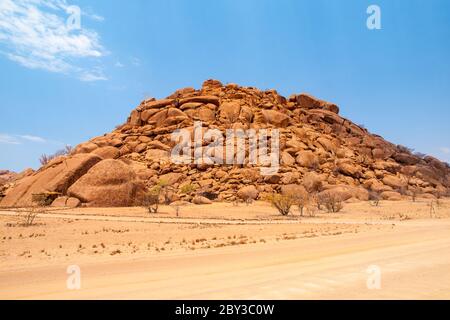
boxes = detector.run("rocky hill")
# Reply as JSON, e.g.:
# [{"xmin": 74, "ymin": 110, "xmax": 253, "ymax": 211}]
[
  {"xmin": 1, "ymin": 79, "xmax": 449, "ymax": 208},
  {"xmin": 0, "ymin": 170, "xmax": 17, "ymax": 193}
]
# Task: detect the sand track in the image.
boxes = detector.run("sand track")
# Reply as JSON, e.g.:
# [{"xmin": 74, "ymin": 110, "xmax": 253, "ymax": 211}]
[
  {"xmin": 0, "ymin": 210, "xmax": 391, "ymax": 226},
  {"xmin": 1, "ymin": 217, "xmax": 449, "ymax": 299}
]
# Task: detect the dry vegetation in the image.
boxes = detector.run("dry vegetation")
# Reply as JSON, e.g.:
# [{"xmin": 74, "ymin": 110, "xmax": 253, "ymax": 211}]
[
  {"xmin": 39, "ymin": 145, "xmax": 73, "ymax": 166},
  {"xmin": 1, "ymin": 199, "xmax": 449, "ymax": 272}
]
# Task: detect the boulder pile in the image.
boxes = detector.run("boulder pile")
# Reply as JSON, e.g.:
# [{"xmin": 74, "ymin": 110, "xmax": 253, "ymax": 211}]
[{"xmin": 1, "ymin": 79, "xmax": 449, "ymax": 207}]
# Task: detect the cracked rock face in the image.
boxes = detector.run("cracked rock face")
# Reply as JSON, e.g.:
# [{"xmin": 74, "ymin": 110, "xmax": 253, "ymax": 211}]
[{"xmin": 2, "ymin": 79, "xmax": 449, "ymax": 207}]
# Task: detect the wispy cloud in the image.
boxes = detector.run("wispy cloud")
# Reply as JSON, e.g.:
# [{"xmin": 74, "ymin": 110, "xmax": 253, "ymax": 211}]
[
  {"xmin": 0, "ymin": 133, "xmax": 50, "ymax": 145},
  {"xmin": 0, "ymin": 134, "xmax": 20, "ymax": 145},
  {"xmin": 19, "ymin": 134, "xmax": 47, "ymax": 143},
  {"xmin": 0, "ymin": 0, "xmax": 107, "ymax": 81},
  {"xmin": 440, "ymin": 147, "xmax": 450, "ymax": 154},
  {"xmin": 79, "ymin": 67, "xmax": 107, "ymax": 81}
]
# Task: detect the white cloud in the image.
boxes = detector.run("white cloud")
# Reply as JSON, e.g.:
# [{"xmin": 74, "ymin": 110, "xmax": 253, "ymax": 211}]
[
  {"xmin": 0, "ymin": 133, "xmax": 49, "ymax": 145},
  {"xmin": 0, "ymin": 134, "xmax": 21, "ymax": 145},
  {"xmin": 84, "ymin": 12, "xmax": 104, "ymax": 22},
  {"xmin": 0, "ymin": 0, "xmax": 108, "ymax": 81},
  {"xmin": 440, "ymin": 147, "xmax": 450, "ymax": 154},
  {"xmin": 19, "ymin": 134, "xmax": 46, "ymax": 143},
  {"xmin": 114, "ymin": 61, "xmax": 124, "ymax": 67},
  {"xmin": 79, "ymin": 67, "xmax": 107, "ymax": 82}
]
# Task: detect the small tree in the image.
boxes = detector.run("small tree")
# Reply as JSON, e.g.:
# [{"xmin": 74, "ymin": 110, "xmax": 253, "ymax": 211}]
[
  {"xmin": 429, "ymin": 201, "xmax": 436, "ymax": 218},
  {"xmin": 17, "ymin": 206, "xmax": 45, "ymax": 226},
  {"xmin": 157, "ymin": 179, "xmax": 174, "ymax": 205},
  {"xmin": 409, "ymin": 186, "xmax": 420, "ymax": 202},
  {"xmin": 21, "ymin": 208, "xmax": 39, "ymax": 226},
  {"xmin": 143, "ymin": 188, "xmax": 160, "ymax": 213},
  {"xmin": 293, "ymin": 190, "xmax": 309, "ymax": 216},
  {"xmin": 267, "ymin": 193, "xmax": 296, "ymax": 216},
  {"xmin": 302, "ymin": 174, "xmax": 323, "ymax": 211},
  {"xmin": 434, "ymin": 191, "xmax": 443, "ymax": 208},
  {"xmin": 306, "ymin": 204, "xmax": 318, "ymax": 217},
  {"xmin": 143, "ymin": 179, "xmax": 174, "ymax": 213},
  {"xmin": 318, "ymin": 191, "xmax": 344, "ymax": 213},
  {"xmin": 369, "ymin": 191, "xmax": 380, "ymax": 207}
]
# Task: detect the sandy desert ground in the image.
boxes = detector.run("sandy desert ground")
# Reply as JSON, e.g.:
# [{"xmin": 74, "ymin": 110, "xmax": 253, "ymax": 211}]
[{"xmin": 0, "ymin": 199, "xmax": 449, "ymax": 299}]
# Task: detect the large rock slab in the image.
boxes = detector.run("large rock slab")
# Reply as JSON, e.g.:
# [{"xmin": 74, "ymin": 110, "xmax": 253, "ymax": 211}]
[
  {"xmin": 261, "ymin": 110, "xmax": 290, "ymax": 127},
  {"xmin": 67, "ymin": 159, "xmax": 144, "ymax": 207},
  {"xmin": 296, "ymin": 93, "xmax": 340, "ymax": 114},
  {"xmin": 237, "ymin": 185, "xmax": 259, "ymax": 201},
  {"xmin": 0, "ymin": 153, "xmax": 102, "ymax": 207},
  {"xmin": 92, "ymin": 146, "xmax": 120, "ymax": 159}
]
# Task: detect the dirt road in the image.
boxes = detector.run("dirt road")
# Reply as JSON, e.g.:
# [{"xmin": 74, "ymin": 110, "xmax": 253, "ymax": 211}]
[
  {"xmin": 1, "ymin": 218, "xmax": 449, "ymax": 299},
  {"xmin": 0, "ymin": 210, "xmax": 390, "ymax": 225}
]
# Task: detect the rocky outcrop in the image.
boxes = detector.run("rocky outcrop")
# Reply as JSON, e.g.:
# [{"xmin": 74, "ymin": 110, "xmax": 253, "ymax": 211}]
[
  {"xmin": 292, "ymin": 93, "xmax": 340, "ymax": 114},
  {"xmin": 1, "ymin": 154, "xmax": 101, "ymax": 207},
  {"xmin": 51, "ymin": 196, "xmax": 81, "ymax": 208},
  {"xmin": 237, "ymin": 185, "xmax": 259, "ymax": 201},
  {"xmin": 67, "ymin": 159, "xmax": 144, "ymax": 207},
  {"xmin": 0, "ymin": 170, "xmax": 17, "ymax": 186},
  {"xmin": 1, "ymin": 79, "xmax": 449, "ymax": 207}
]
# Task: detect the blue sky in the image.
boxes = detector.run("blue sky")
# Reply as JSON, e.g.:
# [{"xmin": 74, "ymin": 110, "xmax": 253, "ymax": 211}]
[{"xmin": 1, "ymin": 0, "xmax": 449, "ymax": 172}]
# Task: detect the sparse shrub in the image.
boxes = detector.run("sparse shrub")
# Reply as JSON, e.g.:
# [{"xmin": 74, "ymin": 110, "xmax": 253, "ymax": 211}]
[
  {"xmin": 293, "ymin": 189, "xmax": 309, "ymax": 216},
  {"xmin": 397, "ymin": 145, "xmax": 414, "ymax": 154},
  {"xmin": 369, "ymin": 191, "xmax": 380, "ymax": 207},
  {"xmin": 306, "ymin": 205, "xmax": 318, "ymax": 217},
  {"xmin": 414, "ymin": 152, "xmax": 427, "ymax": 159},
  {"xmin": 318, "ymin": 191, "xmax": 344, "ymax": 213},
  {"xmin": 23, "ymin": 209, "xmax": 39, "ymax": 226},
  {"xmin": 312, "ymin": 192, "xmax": 322, "ymax": 210},
  {"xmin": 143, "ymin": 179, "xmax": 174, "ymax": 212},
  {"xmin": 281, "ymin": 185, "xmax": 310, "ymax": 215},
  {"xmin": 143, "ymin": 188, "xmax": 161, "ymax": 214},
  {"xmin": 173, "ymin": 205, "xmax": 180, "ymax": 217},
  {"xmin": 17, "ymin": 207, "xmax": 45, "ymax": 226},
  {"xmin": 39, "ymin": 145, "xmax": 73, "ymax": 166},
  {"xmin": 180, "ymin": 183, "xmax": 196, "ymax": 195},
  {"xmin": 31, "ymin": 192, "xmax": 61, "ymax": 206},
  {"xmin": 434, "ymin": 191, "xmax": 443, "ymax": 208},
  {"xmin": 267, "ymin": 193, "xmax": 296, "ymax": 216},
  {"xmin": 158, "ymin": 179, "xmax": 175, "ymax": 205},
  {"xmin": 408, "ymin": 186, "xmax": 420, "ymax": 202},
  {"xmin": 429, "ymin": 201, "xmax": 437, "ymax": 218}
]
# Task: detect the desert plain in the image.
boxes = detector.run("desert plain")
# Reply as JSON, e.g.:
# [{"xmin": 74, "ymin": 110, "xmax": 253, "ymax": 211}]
[{"xmin": 1, "ymin": 198, "xmax": 449, "ymax": 299}]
